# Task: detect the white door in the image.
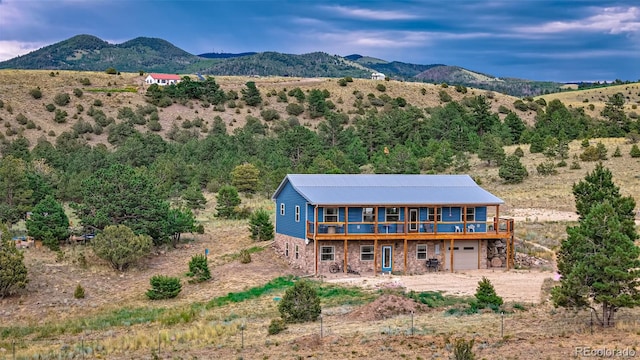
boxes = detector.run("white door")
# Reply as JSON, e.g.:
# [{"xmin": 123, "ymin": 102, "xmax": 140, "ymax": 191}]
[
  {"xmin": 381, "ymin": 246, "xmax": 392, "ymax": 273},
  {"xmin": 409, "ymin": 208, "xmax": 419, "ymax": 232},
  {"xmin": 446, "ymin": 240, "xmax": 478, "ymax": 270}
]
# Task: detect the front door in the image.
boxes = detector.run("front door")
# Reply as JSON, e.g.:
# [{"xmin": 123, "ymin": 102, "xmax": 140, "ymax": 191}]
[
  {"xmin": 381, "ymin": 246, "xmax": 393, "ymax": 273},
  {"xmin": 409, "ymin": 208, "xmax": 419, "ymax": 232}
]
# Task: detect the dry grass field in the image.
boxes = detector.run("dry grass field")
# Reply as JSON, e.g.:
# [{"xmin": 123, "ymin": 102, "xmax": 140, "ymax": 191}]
[
  {"xmin": 538, "ymin": 82, "xmax": 640, "ymax": 119},
  {"xmin": 0, "ymin": 70, "xmax": 543, "ymax": 149},
  {"xmin": 1, "ymin": 71, "xmax": 640, "ymax": 359},
  {"xmin": 2, "ymin": 163, "xmax": 639, "ymax": 358}
]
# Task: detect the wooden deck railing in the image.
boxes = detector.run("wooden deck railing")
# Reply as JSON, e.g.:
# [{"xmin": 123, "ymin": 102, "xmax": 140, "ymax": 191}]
[{"xmin": 306, "ymin": 217, "xmax": 513, "ymax": 239}]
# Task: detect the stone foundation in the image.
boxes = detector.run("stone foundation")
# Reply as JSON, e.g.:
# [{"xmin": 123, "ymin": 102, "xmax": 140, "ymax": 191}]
[
  {"xmin": 274, "ymin": 233, "xmax": 314, "ymax": 273},
  {"xmin": 487, "ymin": 239, "xmax": 508, "ymax": 268},
  {"xmin": 275, "ymin": 235, "xmax": 477, "ymax": 275}
]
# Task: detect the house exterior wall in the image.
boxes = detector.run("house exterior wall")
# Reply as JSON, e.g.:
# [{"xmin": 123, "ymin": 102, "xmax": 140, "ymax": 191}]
[
  {"xmin": 274, "ymin": 235, "xmax": 489, "ymax": 275},
  {"xmin": 144, "ymin": 75, "xmax": 181, "ymax": 86},
  {"xmin": 274, "ymin": 181, "xmax": 307, "ymax": 239},
  {"xmin": 315, "ymin": 239, "xmax": 477, "ymax": 275},
  {"xmin": 274, "ymin": 233, "xmax": 314, "ymax": 273},
  {"xmin": 309, "ymin": 206, "xmax": 490, "ymax": 235}
]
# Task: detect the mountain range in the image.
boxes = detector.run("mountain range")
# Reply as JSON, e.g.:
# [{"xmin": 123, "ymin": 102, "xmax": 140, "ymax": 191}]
[{"xmin": 0, "ymin": 34, "xmax": 562, "ymax": 96}]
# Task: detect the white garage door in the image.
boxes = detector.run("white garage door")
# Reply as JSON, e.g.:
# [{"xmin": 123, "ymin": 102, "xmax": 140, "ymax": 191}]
[{"xmin": 446, "ymin": 240, "xmax": 478, "ymax": 270}]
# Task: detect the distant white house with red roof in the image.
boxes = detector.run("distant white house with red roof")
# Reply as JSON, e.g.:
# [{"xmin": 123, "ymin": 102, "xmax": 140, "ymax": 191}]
[{"xmin": 144, "ymin": 73, "xmax": 183, "ymax": 86}]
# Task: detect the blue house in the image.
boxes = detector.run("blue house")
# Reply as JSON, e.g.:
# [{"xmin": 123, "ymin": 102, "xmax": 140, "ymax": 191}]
[{"xmin": 272, "ymin": 174, "xmax": 515, "ymax": 275}]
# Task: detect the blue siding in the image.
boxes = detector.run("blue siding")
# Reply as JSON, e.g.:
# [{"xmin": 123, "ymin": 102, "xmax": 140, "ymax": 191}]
[
  {"xmin": 307, "ymin": 204, "xmax": 315, "ymax": 222},
  {"xmin": 281, "ymin": 202, "xmax": 493, "ymax": 236},
  {"xmin": 348, "ymin": 208, "xmax": 363, "ymax": 222},
  {"xmin": 441, "ymin": 207, "xmax": 461, "ymax": 222},
  {"xmin": 476, "ymin": 206, "xmax": 487, "ymax": 221},
  {"xmin": 274, "ymin": 181, "xmax": 307, "ymax": 239}
]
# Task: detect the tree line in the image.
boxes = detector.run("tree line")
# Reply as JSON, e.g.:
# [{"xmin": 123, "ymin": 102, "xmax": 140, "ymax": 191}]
[{"xmin": 1, "ymin": 81, "xmax": 638, "ymax": 241}]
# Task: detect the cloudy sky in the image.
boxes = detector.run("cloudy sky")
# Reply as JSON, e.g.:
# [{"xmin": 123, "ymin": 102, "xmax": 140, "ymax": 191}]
[{"xmin": 1, "ymin": 0, "xmax": 639, "ymax": 82}]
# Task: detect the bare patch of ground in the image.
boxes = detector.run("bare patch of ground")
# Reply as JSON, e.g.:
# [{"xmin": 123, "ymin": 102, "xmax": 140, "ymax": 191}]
[
  {"xmin": 347, "ymin": 294, "xmax": 430, "ymax": 321},
  {"xmin": 327, "ymin": 269, "xmax": 552, "ymax": 304},
  {"xmin": 505, "ymin": 207, "xmax": 579, "ymax": 222}
]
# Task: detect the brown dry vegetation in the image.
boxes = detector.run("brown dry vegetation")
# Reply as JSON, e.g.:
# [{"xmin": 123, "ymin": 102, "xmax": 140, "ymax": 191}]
[
  {"xmin": 538, "ymin": 82, "xmax": 640, "ymax": 119},
  {"xmin": 0, "ymin": 70, "xmax": 543, "ymax": 149},
  {"xmin": 1, "ymin": 71, "xmax": 640, "ymax": 359}
]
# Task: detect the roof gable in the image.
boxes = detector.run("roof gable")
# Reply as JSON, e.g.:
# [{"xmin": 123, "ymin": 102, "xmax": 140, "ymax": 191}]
[{"xmin": 272, "ymin": 174, "xmax": 504, "ymax": 206}]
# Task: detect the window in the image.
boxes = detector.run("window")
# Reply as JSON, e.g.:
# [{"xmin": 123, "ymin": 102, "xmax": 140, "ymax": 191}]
[
  {"xmin": 427, "ymin": 207, "xmax": 442, "ymax": 222},
  {"xmin": 280, "ymin": 203, "xmax": 285, "ymax": 216},
  {"xmin": 320, "ymin": 246, "xmax": 334, "ymax": 261},
  {"xmin": 362, "ymin": 207, "xmax": 375, "ymax": 222},
  {"xmin": 465, "ymin": 207, "xmax": 475, "ymax": 222},
  {"xmin": 360, "ymin": 245, "xmax": 374, "ymax": 261},
  {"xmin": 285, "ymin": 242, "xmax": 289, "ymax": 257},
  {"xmin": 295, "ymin": 245, "xmax": 299, "ymax": 259},
  {"xmin": 324, "ymin": 207, "xmax": 338, "ymax": 222},
  {"xmin": 295, "ymin": 206, "xmax": 300, "ymax": 222},
  {"xmin": 435, "ymin": 244, "xmax": 441, "ymax": 255},
  {"xmin": 417, "ymin": 244, "xmax": 427, "ymax": 260},
  {"xmin": 385, "ymin": 207, "xmax": 400, "ymax": 222}
]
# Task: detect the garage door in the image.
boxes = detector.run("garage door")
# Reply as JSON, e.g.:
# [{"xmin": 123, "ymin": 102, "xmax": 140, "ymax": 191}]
[{"xmin": 446, "ymin": 240, "xmax": 478, "ymax": 270}]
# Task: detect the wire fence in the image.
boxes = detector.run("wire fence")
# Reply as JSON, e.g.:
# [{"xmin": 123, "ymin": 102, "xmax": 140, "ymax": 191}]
[{"xmin": 1, "ymin": 311, "xmax": 638, "ymax": 359}]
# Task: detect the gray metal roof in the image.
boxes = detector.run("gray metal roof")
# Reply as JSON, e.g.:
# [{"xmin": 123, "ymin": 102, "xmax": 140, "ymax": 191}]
[{"xmin": 272, "ymin": 174, "xmax": 504, "ymax": 206}]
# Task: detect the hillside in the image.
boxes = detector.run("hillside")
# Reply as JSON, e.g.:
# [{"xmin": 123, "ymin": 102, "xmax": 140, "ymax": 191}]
[
  {"xmin": 0, "ymin": 70, "xmax": 540, "ymax": 148},
  {"xmin": 0, "ymin": 35, "xmax": 207, "ymax": 73},
  {"xmin": 2, "ymin": 71, "xmax": 640, "ymax": 359},
  {"xmin": 0, "ymin": 35, "xmax": 562, "ymax": 97},
  {"xmin": 192, "ymin": 51, "xmax": 373, "ymax": 78},
  {"xmin": 197, "ymin": 52, "xmax": 257, "ymax": 59},
  {"xmin": 538, "ymin": 82, "xmax": 640, "ymax": 117}
]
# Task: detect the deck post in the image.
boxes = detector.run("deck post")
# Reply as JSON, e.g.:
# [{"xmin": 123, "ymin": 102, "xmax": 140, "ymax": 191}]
[
  {"xmin": 374, "ymin": 238, "xmax": 378, "ymax": 276},
  {"xmin": 463, "ymin": 205, "xmax": 467, "ymax": 234},
  {"xmin": 403, "ymin": 238, "xmax": 408, "ymax": 275},
  {"xmin": 495, "ymin": 205, "xmax": 500, "ymax": 234},
  {"xmin": 374, "ymin": 207, "xmax": 379, "ymax": 235},
  {"xmin": 344, "ymin": 206, "xmax": 349, "ymax": 235},
  {"xmin": 450, "ymin": 238, "xmax": 454, "ymax": 273},
  {"xmin": 434, "ymin": 206, "xmax": 439, "ymax": 235},
  {"xmin": 404, "ymin": 206, "xmax": 408, "ymax": 234},
  {"xmin": 344, "ymin": 238, "xmax": 348, "ymax": 274},
  {"xmin": 314, "ymin": 205, "xmax": 319, "ymax": 275}
]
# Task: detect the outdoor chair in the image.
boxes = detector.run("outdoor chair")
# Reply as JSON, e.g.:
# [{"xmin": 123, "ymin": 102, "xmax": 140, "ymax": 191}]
[{"xmin": 427, "ymin": 258, "xmax": 440, "ymax": 272}]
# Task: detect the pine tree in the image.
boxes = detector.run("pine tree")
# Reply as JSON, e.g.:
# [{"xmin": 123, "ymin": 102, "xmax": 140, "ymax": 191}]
[
  {"xmin": 26, "ymin": 195, "xmax": 69, "ymax": 251},
  {"xmin": 630, "ymin": 144, "xmax": 640, "ymax": 158},
  {"xmin": 504, "ymin": 112, "xmax": 526, "ymax": 144},
  {"xmin": 216, "ymin": 185, "xmax": 241, "ymax": 219},
  {"xmin": 498, "ymin": 155, "xmax": 528, "ymax": 184},
  {"xmin": 231, "ymin": 163, "xmax": 260, "ymax": 193},
  {"xmin": 248, "ymin": 208, "xmax": 274, "ymax": 241},
  {"xmin": 278, "ymin": 280, "xmax": 321, "ymax": 323},
  {"xmin": 552, "ymin": 165, "xmax": 640, "ymax": 326},
  {"xmin": 186, "ymin": 254, "xmax": 211, "ymax": 283},
  {"xmin": 475, "ymin": 276, "xmax": 503, "ymax": 309},
  {"xmin": 0, "ymin": 226, "xmax": 28, "ymax": 298},
  {"xmin": 241, "ymin": 81, "xmax": 262, "ymax": 107},
  {"xmin": 477, "ymin": 134, "xmax": 505, "ymax": 166},
  {"xmin": 613, "ymin": 146, "xmax": 622, "ymax": 157}
]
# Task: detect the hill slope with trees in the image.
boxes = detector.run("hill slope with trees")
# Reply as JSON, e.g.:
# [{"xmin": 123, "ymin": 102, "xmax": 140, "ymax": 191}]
[{"xmin": 0, "ymin": 34, "xmax": 567, "ymax": 96}]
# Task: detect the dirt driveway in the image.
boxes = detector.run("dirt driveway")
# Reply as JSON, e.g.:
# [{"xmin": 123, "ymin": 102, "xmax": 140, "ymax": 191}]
[{"xmin": 326, "ymin": 269, "xmax": 553, "ymax": 304}]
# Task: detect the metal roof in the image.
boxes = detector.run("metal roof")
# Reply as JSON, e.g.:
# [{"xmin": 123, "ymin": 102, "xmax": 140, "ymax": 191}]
[{"xmin": 272, "ymin": 174, "xmax": 504, "ymax": 206}]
